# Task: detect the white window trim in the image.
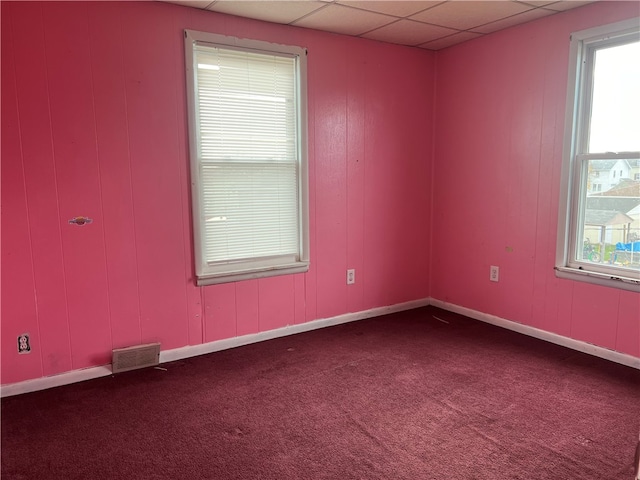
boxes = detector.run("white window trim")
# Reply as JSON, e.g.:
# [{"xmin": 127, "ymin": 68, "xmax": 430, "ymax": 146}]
[
  {"xmin": 556, "ymin": 17, "xmax": 640, "ymax": 292},
  {"xmin": 184, "ymin": 30, "xmax": 310, "ymax": 286}
]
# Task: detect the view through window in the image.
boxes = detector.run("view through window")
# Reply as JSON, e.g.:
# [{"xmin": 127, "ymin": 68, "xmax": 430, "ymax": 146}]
[{"xmin": 578, "ymin": 40, "xmax": 640, "ymax": 272}]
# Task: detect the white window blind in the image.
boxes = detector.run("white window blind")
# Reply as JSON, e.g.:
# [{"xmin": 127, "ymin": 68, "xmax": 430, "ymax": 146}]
[{"xmin": 186, "ymin": 31, "xmax": 309, "ymax": 285}]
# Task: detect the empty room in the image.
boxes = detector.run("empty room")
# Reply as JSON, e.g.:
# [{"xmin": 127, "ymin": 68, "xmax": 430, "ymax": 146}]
[{"xmin": 1, "ymin": 1, "xmax": 639, "ymax": 479}]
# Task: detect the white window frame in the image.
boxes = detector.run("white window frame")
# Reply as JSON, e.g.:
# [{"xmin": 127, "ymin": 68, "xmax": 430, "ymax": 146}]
[
  {"xmin": 185, "ymin": 30, "xmax": 309, "ymax": 285},
  {"xmin": 556, "ymin": 17, "xmax": 640, "ymax": 292}
]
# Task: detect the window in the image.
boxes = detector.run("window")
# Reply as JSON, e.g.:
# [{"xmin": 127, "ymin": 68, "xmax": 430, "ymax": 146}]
[
  {"xmin": 557, "ymin": 18, "xmax": 640, "ymax": 291},
  {"xmin": 185, "ymin": 30, "xmax": 309, "ymax": 285}
]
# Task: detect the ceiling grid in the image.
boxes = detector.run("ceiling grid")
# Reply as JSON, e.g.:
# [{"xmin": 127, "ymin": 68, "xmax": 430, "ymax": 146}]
[{"xmin": 161, "ymin": 0, "xmax": 597, "ymax": 49}]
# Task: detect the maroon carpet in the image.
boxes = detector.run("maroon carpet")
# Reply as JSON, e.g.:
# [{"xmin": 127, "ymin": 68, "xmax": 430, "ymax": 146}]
[{"xmin": 2, "ymin": 306, "xmax": 639, "ymax": 479}]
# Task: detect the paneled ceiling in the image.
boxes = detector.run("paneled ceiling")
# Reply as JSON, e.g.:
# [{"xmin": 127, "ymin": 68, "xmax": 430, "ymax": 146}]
[{"xmin": 159, "ymin": 0, "xmax": 597, "ymax": 50}]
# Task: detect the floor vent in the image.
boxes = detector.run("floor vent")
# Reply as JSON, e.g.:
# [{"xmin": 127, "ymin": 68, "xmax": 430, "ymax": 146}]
[{"xmin": 112, "ymin": 343, "xmax": 161, "ymax": 374}]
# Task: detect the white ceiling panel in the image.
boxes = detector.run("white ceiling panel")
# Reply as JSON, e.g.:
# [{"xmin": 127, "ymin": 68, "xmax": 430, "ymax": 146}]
[
  {"xmin": 419, "ymin": 30, "xmax": 484, "ymax": 50},
  {"xmin": 410, "ymin": 1, "xmax": 533, "ymax": 30},
  {"xmin": 337, "ymin": 1, "xmax": 444, "ymax": 18},
  {"xmin": 207, "ymin": 1, "xmax": 326, "ymax": 24},
  {"xmin": 363, "ymin": 19, "xmax": 458, "ymax": 45},
  {"xmin": 517, "ymin": 1, "xmax": 558, "ymax": 6},
  {"xmin": 543, "ymin": 1, "xmax": 595, "ymax": 11},
  {"xmin": 291, "ymin": 3, "xmax": 395, "ymax": 36},
  {"xmin": 472, "ymin": 6, "xmax": 555, "ymax": 34},
  {"xmin": 160, "ymin": 0, "xmax": 214, "ymax": 8}
]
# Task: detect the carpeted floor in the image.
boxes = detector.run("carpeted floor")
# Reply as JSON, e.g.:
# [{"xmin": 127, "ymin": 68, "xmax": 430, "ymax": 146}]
[{"xmin": 2, "ymin": 306, "xmax": 639, "ymax": 479}]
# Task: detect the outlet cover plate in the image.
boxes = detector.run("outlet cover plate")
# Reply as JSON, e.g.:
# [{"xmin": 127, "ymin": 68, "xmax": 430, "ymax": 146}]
[
  {"xmin": 490, "ymin": 266, "xmax": 499, "ymax": 282},
  {"xmin": 18, "ymin": 334, "xmax": 31, "ymax": 354}
]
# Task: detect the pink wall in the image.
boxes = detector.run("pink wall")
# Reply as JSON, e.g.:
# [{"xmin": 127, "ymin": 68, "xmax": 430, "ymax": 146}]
[
  {"xmin": 1, "ymin": 1, "xmax": 434, "ymax": 384},
  {"xmin": 431, "ymin": 1, "xmax": 639, "ymax": 358},
  {"xmin": 3, "ymin": 1, "xmax": 638, "ymax": 387}
]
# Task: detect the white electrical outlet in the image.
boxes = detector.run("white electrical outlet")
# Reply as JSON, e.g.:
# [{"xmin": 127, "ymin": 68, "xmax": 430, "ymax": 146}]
[
  {"xmin": 347, "ymin": 269, "xmax": 355, "ymax": 285},
  {"xmin": 490, "ymin": 265, "xmax": 499, "ymax": 282}
]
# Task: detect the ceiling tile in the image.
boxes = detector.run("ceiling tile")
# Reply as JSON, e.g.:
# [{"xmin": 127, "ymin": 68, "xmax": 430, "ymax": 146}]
[
  {"xmin": 419, "ymin": 31, "xmax": 484, "ymax": 50},
  {"xmin": 410, "ymin": 1, "xmax": 533, "ymax": 31},
  {"xmin": 543, "ymin": 1, "xmax": 596, "ymax": 12},
  {"xmin": 472, "ymin": 7, "xmax": 555, "ymax": 34},
  {"xmin": 159, "ymin": 0, "xmax": 213, "ymax": 8},
  {"xmin": 207, "ymin": 1, "xmax": 327, "ymax": 24},
  {"xmin": 337, "ymin": 1, "xmax": 443, "ymax": 18},
  {"xmin": 362, "ymin": 19, "xmax": 458, "ymax": 46},
  {"xmin": 292, "ymin": 3, "xmax": 395, "ymax": 36},
  {"xmin": 516, "ymin": 0, "xmax": 557, "ymax": 6}
]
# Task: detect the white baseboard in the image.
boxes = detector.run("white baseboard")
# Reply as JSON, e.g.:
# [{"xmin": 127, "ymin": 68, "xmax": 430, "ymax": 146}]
[
  {"xmin": 430, "ymin": 298, "xmax": 640, "ymax": 370},
  {"xmin": 160, "ymin": 297, "xmax": 430, "ymax": 364},
  {"xmin": 0, "ymin": 366, "xmax": 113, "ymax": 399},
  {"xmin": 4, "ymin": 296, "xmax": 635, "ymax": 398},
  {"xmin": 0, "ymin": 298, "xmax": 430, "ymax": 398}
]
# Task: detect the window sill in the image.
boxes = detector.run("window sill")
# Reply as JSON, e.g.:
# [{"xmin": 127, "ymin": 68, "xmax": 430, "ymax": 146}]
[
  {"xmin": 555, "ymin": 266, "xmax": 640, "ymax": 292},
  {"xmin": 197, "ymin": 262, "xmax": 309, "ymax": 286}
]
